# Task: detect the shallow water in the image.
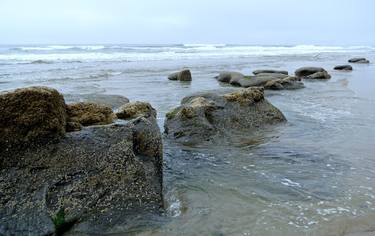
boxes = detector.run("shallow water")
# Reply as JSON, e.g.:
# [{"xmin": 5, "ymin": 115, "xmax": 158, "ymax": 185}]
[{"xmin": 1, "ymin": 45, "xmax": 375, "ymax": 236}]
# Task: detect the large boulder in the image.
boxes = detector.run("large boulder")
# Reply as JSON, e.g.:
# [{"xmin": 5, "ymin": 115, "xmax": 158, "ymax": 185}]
[
  {"xmin": 348, "ymin": 58, "xmax": 370, "ymax": 63},
  {"xmin": 164, "ymin": 87, "xmax": 286, "ymax": 145},
  {"xmin": 0, "ymin": 97, "xmax": 163, "ymax": 235},
  {"xmin": 116, "ymin": 101, "xmax": 157, "ymax": 120},
  {"xmin": 295, "ymin": 67, "xmax": 331, "ymax": 80},
  {"xmin": 253, "ymin": 69, "xmax": 288, "ymax": 75},
  {"xmin": 0, "ymin": 86, "xmax": 67, "ymax": 148},
  {"xmin": 334, "ymin": 65, "xmax": 353, "ymax": 71},
  {"xmin": 168, "ymin": 69, "xmax": 192, "ymax": 81},
  {"xmin": 66, "ymin": 102, "xmax": 115, "ymax": 129}
]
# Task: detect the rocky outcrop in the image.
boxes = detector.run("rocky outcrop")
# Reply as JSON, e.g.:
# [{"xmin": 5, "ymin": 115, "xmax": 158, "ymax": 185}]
[
  {"xmin": 164, "ymin": 87, "xmax": 286, "ymax": 145},
  {"xmin": 295, "ymin": 67, "xmax": 331, "ymax": 79},
  {"xmin": 116, "ymin": 101, "xmax": 156, "ymax": 120},
  {"xmin": 348, "ymin": 58, "xmax": 370, "ymax": 63},
  {"xmin": 66, "ymin": 102, "xmax": 115, "ymax": 129},
  {"xmin": 0, "ymin": 86, "xmax": 67, "ymax": 147},
  {"xmin": 0, "ymin": 86, "xmax": 163, "ymax": 235},
  {"xmin": 168, "ymin": 69, "xmax": 192, "ymax": 81},
  {"xmin": 334, "ymin": 65, "xmax": 353, "ymax": 71},
  {"xmin": 253, "ymin": 69, "xmax": 288, "ymax": 75},
  {"xmin": 216, "ymin": 72, "xmax": 304, "ymax": 90}
]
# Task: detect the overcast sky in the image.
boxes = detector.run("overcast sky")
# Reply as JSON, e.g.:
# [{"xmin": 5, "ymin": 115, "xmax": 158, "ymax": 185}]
[{"xmin": 0, "ymin": 0, "xmax": 374, "ymax": 45}]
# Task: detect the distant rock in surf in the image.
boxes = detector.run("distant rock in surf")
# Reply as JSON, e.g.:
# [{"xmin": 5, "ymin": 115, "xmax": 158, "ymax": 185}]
[
  {"xmin": 31, "ymin": 59, "xmax": 52, "ymax": 64},
  {"xmin": 348, "ymin": 58, "xmax": 370, "ymax": 63},
  {"xmin": 216, "ymin": 71, "xmax": 244, "ymax": 84},
  {"xmin": 164, "ymin": 87, "xmax": 286, "ymax": 145},
  {"xmin": 334, "ymin": 65, "xmax": 353, "ymax": 71},
  {"xmin": 216, "ymin": 71, "xmax": 304, "ymax": 90},
  {"xmin": 168, "ymin": 69, "xmax": 192, "ymax": 81},
  {"xmin": 253, "ymin": 69, "xmax": 288, "ymax": 75},
  {"xmin": 295, "ymin": 67, "xmax": 331, "ymax": 79}
]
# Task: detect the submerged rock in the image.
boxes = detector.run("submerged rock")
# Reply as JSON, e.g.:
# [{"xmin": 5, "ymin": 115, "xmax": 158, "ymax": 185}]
[
  {"xmin": 66, "ymin": 102, "xmax": 115, "ymax": 127},
  {"xmin": 253, "ymin": 69, "xmax": 288, "ymax": 75},
  {"xmin": 216, "ymin": 72, "xmax": 304, "ymax": 90},
  {"xmin": 116, "ymin": 101, "xmax": 156, "ymax": 120},
  {"xmin": 164, "ymin": 87, "xmax": 286, "ymax": 145},
  {"xmin": 0, "ymin": 86, "xmax": 67, "ymax": 147},
  {"xmin": 0, "ymin": 86, "xmax": 163, "ymax": 235},
  {"xmin": 295, "ymin": 67, "xmax": 331, "ymax": 79},
  {"xmin": 348, "ymin": 58, "xmax": 370, "ymax": 63},
  {"xmin": 334, "ymin": 65, "xmax": 353, "ymax": 71},
  {"xmin": 168, "ymin": 69, "xmax": 192, "ymax": 81}
]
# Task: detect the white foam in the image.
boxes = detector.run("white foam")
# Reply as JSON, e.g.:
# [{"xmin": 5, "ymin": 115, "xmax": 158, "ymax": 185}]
[
  {"xmin": 2, "ymin": 44, "xmax": 374, "ymax": 63},
  {"xmin": 281, "ymin": 178, "xmax": 302, "ymax": 187}
]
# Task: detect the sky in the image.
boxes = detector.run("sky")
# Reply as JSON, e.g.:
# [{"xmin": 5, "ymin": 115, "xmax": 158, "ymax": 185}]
[{"xmin": 0, "ymin": 0, "xmax": 374, "ymax": 45}]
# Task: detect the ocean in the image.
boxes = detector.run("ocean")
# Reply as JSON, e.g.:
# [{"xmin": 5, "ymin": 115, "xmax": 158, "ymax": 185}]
[{"xmin": 1, "ymin": 44, "xmax": 375, "ymax": 236}]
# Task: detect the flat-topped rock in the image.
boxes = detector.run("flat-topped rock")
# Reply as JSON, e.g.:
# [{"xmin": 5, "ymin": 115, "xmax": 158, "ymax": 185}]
[
  {"xmin": 168, "ymin": 69, "xmax": 192, "ymax": 81},
  {"xmin": 253, "ymin": 69, "xmax": 288, "ymax": 75},
  {"xmin": 0, "ymin": 86, "xmax": 67, "ymax": 147},
  {"xmin": 348, "ymin": 58, "xmax": 370, "ymax": 63},
  {"xmin": 164, "ymin": 87, "xmax": 286, "ymax": 145},
  {"xmin": 334, "ymin": 65, "xmax": 353, "ymax": 71}
]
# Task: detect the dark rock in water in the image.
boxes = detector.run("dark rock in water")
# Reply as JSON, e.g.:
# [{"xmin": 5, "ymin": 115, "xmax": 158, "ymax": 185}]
[
  {"xmin": 116, "ymin": 101, "xmax": 156, "ymax": 120},
  {"xmin": 264, "ymin": 76, "xmax": 305, "ymax": 90},
  {"xmin": 253, "ymin": 69, "xmax": 288, "ymax": 75},
  {"xmin": 295, "ymin": 67, "xmax": 325, "ymax": 77},
  {"xmin": 164, "ymin": 87, "xmax": 286, "ymax": 145},
  {"xmin": 168, "ymin": 69, "xmax": 192, "ymax": 81},
  {"xmin": 216, "ymin": 71, "xmax": 244, "ymax": 84},
  {"xmin": 0, "ymin": 86, "xmax": 67, "ymax": 147},
  {"xmin": 348, "ymin": 58, "xmax": 370, "ymax": 63},
  {"xmin": 31, "ymin": 60, "xmax": 52, "ymax": 64},
  {"xmin": 295, "ymin": 67, "xmax": 331, "ymax": 79},
  {"xmin": 216, "ymin": 72, "xmax": 304, "ymax": 90},
  {"xmin": 64, "ymin": 94, "xmax": 129, "ymax": 109},
  {"xmin": 334, "ymin": 65, "xmax": 353, "ymax": 71},
  {"xmin": 238, "ymin": 73, "xmax": 289, "ymax": 87},
  {"xmin": 304, "ymin": 71, "xmax": 331, "ymax": 80},
  {"xmin": 0, "ymin": 104, "xmax": 163, "ymax": 234},
  {"xmin": 66, "ymin": 102, "xmax": 115, "ymax": 127}
]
